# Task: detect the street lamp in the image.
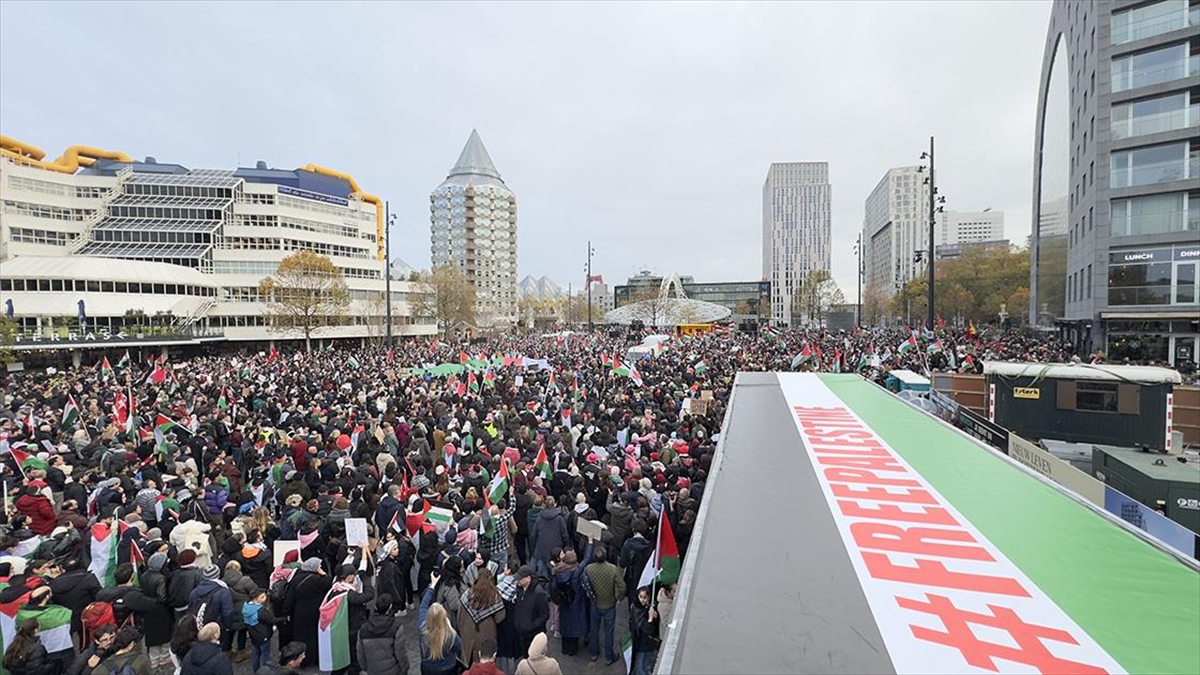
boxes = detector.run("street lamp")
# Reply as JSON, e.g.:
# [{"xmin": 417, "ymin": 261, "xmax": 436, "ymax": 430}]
[
  {"xmin": 584, "ymin": 241, "xmax": 596, "ymax": 332},
  {"xmin": 918, "ymin": 137, "xmax": 942, "ymax": 331},
  {"xmin": 385, "ymin": 203, "xmax": 395, "ymax": 351},
  {"xmin": 853, "ymin": 234, "xmax": 863, "ymax": 327}
]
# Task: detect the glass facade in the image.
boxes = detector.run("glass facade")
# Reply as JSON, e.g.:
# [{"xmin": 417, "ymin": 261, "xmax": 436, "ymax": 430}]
[
  {"xmin": 1035, "ymin": 36, "xmax": 1069, "ymax": 323},
  {"xmin": 1111, "ymin": 0, "xmax": 1191, "ymax": 44},
  {"xmin": 1110, "ymin": 141, "xmax": 1190, "ymax": 187},
  {"xmin": 1107, "ymin": 245, "xmax": 1200, "ymax": 306},
  {"xmin": 1111, "ymin": 192, "xmax": 1197, "ymax": 237},
  {"xmin": 1110, "ymin": 92, "xmax": 1196, "ymax": 140},
  {"xmin": 1111, "ymin": 43, "xmax": 1194, "ymax": 92}
]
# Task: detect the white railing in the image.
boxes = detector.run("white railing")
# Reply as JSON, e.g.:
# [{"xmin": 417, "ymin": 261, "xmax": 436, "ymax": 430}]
[
  {"xmin": 176, "ymin": 296, "xmax": 217, "ymax": 331},
  {"xmin": 68, "ymin": 166, "xmax": 131, "ymax": 254}
]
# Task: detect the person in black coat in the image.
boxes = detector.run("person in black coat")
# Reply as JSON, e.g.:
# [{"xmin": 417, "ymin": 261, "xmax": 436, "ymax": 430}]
[
  {"xmin": 64, "ymin": 623, "xmax": 116, "ymax": 675},
  {"xmin": 509, "ymin": 567, "xmax": 549, "ymax": 659},
  {"xmin": 281, "ymin": 560, "xmax": 331, "ymax": 668},
  {"xmin": 355, "ymin": 594, "xmax": 408, "ymax": 675},
  {"xmin": 138, "ymin": 552, "xmax": 175, "ymax": 668},
  {"xmin": 3, "ymin": 619, "xmax": 54, "ymax": 675},
  {"xmin": 47, "ymin": 557, "xmax": 100, "ymax": 644},
  {"xmin": 331, "ymin": 564, "xmax": 375, "ymax": 675},
  {"xmin": 179, "ymin": 622, "xmax": 233, "ymax": 675},
  {"xmin": 375, "ymin": 538, "xmax": 411, "ymax": 613}
]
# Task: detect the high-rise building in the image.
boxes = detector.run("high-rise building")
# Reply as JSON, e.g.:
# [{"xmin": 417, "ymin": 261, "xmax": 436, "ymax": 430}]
[
  {"xmin": 936, "ymin": 210, "xmax": 1005, "ymax": 247},
  {"xmin": 861, "ymin": 166, "xmax": 929, "ymax": 299},
  {"xmin": 1030, "ymin": 0, "xmax": 1198, "ymax": 365},
  {"xmin": 0, "ymin": 135, "xmax": 435, "ymax": 353},
  {"xmin": 761, "ymin": 162, "xmax": 831, "ymax": 326},
  {"xmin": 430, "ymin": 130, "xmax": 518, "ymax": 328}
]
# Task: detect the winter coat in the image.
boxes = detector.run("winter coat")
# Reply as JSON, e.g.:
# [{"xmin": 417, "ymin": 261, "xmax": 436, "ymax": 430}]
[
  {"xmin": 510, "ymin": 578, "xmax": 549, "ymax": 642},
  {"xmin": 355, "ymin": 614, "xmax": 408, "ymax": 675},
  {"xmin": 167, "ymin": 565, "xmax": 202, "ymax": 612},
  {"xmin": 179, "ymin": 640, "xmax": 233, "ymax": 675},
  {"xmin": 245, "ymin": 603, "xmax": 279, "ymax": 647},
  {"xmin": 551, "ymin": 543, "xmax": 593, "ymax": 639},
  {"xmin": 188, "ymin": 579, "xmax": 234, "ymax": 631},
  {"xmin": 203, "ymin": 487, "xmax": 229, "ymax": 516},
  {"xmin": 463, "ymin": 662, "xmax": 506, "ymax": 675},
  {"xmin": 169, "ymin": 520, "xmax": 214, "ymax": 568},
  {"xmin": 91, "ymin": 651, "xmax": 151, "ymax": 675},
  {"xmin": 65, "ymin": 644, "xmax": 109, "ymax": 675},
  {"xmin": 14, "ymin": 493, "xmax": 56, "ymax": 536},
  {"xmin": 223, "ymin": 568, "xmax": 259, "ymax": 630},
  {"xmin": 530, "ymin": 508, "xmax": 569, "ymax": 565},
  {"xmin": 605, "ymin": 492, "xmax": 633, "ymax": 551},
  {"xmin": 94, "ymin": 585, "xmax": 159, "ymax": 631},
  {"xmin": 515, "ymin": 633, "xmax": 562, "ymax": 675},
  {"xmin": 619, "ymin": 535, "xmax": 654, "ymax": 602},
  {"xmin": 48, "ymin": 569, "xmax": 100, "ymax": 638},
  {"xmin": 418, "ymin": 588, "xmax": 464, "ymax": 675},
  {"xmin": 254, "ymin": 663, "xmax": 300, "ymax": 675},
  {"xmin": 373, "ymin": 495, "xmax": 404, "ymax": 534},
  {"xmin": 138, "ymin": 569, "xmax": 174, "ymax": 647},
  {"xmin": 239, "ymin": 546, "xmax": 272, "ymax": 590},
  {"xmin": 456, "ymin": 589, "xmax": 505, "ymax": 667},
  {"xmin": 282, "ymin": 570, "xmax": 332, "ymax": 668},
  {"xmin": 656, "ymin": 587, "xmax": 675, "ymax": 641},
  {"xmin": 4, "ymin": 641, "xmax": 54, "ymax": 675},
  {"xmin": 629, "ymin": 601, "xmax": 661, "ymax": 653}
]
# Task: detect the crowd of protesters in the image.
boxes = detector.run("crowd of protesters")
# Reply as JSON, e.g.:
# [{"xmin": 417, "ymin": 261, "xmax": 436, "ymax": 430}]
[{"xmin": 0, "ymin": 323, "xmax": 1186, "ymax": 675}]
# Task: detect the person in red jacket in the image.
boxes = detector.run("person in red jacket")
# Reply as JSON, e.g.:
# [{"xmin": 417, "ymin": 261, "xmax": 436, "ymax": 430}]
[{"xmin": 14, "ymin": 485, "xmax": 57, "ymax": 536}]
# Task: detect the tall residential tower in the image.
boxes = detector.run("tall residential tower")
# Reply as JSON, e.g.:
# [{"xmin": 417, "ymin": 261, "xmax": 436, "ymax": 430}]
[
  {"xmin": 1030, "ymin": 0, "xmax": 1198, "ymax": 364},
  {"xmin": 761, "ymin": 162, "xmax": 831, "ymax": 327},
  {"xmin": 862, "ymin": 166, "xmax": 930, "ymax": 301},
  {"xmin": 430, "ymin": 130, "xmax": 518, "ymax": 328}
]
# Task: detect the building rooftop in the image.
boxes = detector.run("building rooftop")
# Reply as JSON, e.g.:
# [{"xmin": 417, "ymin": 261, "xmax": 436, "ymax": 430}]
[
  {"xmin": 438, "ymin": 129, "xmax": 509, "ymax": 190},
  {"xmin": 985, "ymin": 361, "xmax": 1182, "ymax": 385},
  {"xmin": 1095, "ymin": 445, "xmax": 1200, "ymax": 483},
  {"xmin": 1, "ymin": 255, "xmax": 214, "ymax": 285}
]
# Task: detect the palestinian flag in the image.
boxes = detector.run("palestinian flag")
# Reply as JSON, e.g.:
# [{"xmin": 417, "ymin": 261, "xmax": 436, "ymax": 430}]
[
  {"xmin": 129, "ymin": 537, "xmax": 145, "ymax": 585},
  {"xmin": 611, "ymin": 356, "xmax": 624, "ymax": 374},
  {"xmin": 155, "ymin": 495, "xmax": 180, "ymax": 523},
  {"xmin": 487, "ymin": 459, "xmax": 510, "ymax": 504},
  {"xmin": 637, "ymin": 506, "xmax": 681, "ymax": 588},
  {"xmin": 468, "ymin": 371, "xmax": 479, "ymax": 393},
  {"xmin": 87, "ymin": 522, "xmax": 125, "ymax": 586},
  {"xmin": 790, "ymin": 345, "xmax": 813, "ymax": 370},
  {"xmin": 561, "ymin": 408, "xmax": 571, "ymax": 427},
  {"xmin": 60, "ymin": 395, "xmax": 80, "ymax": 431},
  {"xmin": 153, "ymin": 413, "xmax": 179, "ymax": 457},
  {"xmin": 960, "ymin": 353, "xmax": 976, "ymax": 373},
  {"xmin": 317, "ymin": 590, "xmax": 351, "ymax": 671},
  {"xmin": 534, "ymin": 445, "xmax": 553, "ymax": 480},
  {"xmin": 928, "ymin": 339, "xmax": 944, "ymax": 354},
  {"xmin": 483, "ymin": 370, "xmax": 496, "ymax": 388},
  {"xmin": 9, "ymin": 447, "xmax": 47, "ymax": 474},
  {"xmin": 693, "ymin": 359, "xmax": 708, "ymax": 374},
  {"xmin": 99, "ymin": 357, "xmax": 114, "ymax": 379},
  {"xmin": 459, "ymin": 351, "xmax": 470, "ymax": 365},
  {"xmin": 570, "ymin": 375, "xmax": 582, "ymax": 401},
  {"xmin": 602, "ymin": 354, "xmax": 613, "ymax": 368},
  {"xmin": 897, "ymin": 332, "xmax": 918, "ymax": 355},
  {"xmin": 347, "ymin": 355, "xmax": 360, "ymax": 369},
  {"xmin": 0, "ymin": 580, "xmax": 31, "ymax": 675},
  {"xmin": 426, "ymin": 505, "xmax": 454, "ymax": 531},
  {"xmin": 147, "ymin": 361, "xmax": 167, "ymax": 385},
  {"xmin": 217, "ymin": 386, "xmax": 230, "ymax": 410},
  {"xmin": 116, "ymin": 350, "xmax": 130, "ymax": 369},
  {"xmin": 547, "ymin": 372, "xmax": 558, "ymax": 393},
  {"xmin": 832, "ymin": 349, "xmax": 843, "ymax": 374},
  {"xmin": 622, "ymin": 635, "xmax": 634, "ymax": 674},
  {"xmin": 15, "ymin": 604, "xmax": 72, "ymax": 656}
]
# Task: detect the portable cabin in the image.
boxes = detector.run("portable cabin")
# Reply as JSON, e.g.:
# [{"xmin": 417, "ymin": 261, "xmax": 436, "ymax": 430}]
[{"xmin": 885, "ymin": 368, "xmax": 931, "ymax": 394}]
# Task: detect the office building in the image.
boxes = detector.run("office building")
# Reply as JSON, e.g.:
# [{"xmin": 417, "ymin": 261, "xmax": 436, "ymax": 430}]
[
  {"xmin": 762, "ymin": 162, "xmax": 831, "ymax": 326},
  {"xmin": 862, "ymin": 166, "xmax": 929, "ymax": 299},
  {"xmin": 1030, "ymin": 0, "xmax": 1198, "ymax": 365},
  {"xmin": 614, "ymin": 270, "xmax": 770, "ymax": 325},
  {"xmin": 0, "ymin": 135, "xmax": 434, "ymax": 353},
  {"xmin": 430, "ymin": 130, "xmax": 518, "ymax": 328},
  {"xmin": 936, "ymin": 210, "xmax": 1005, "ymax": 247}
]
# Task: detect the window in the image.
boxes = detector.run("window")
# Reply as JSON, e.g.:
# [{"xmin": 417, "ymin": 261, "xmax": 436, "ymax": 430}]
[
  {"xmin": 1111, "ymin": 0, "xmax": 1188, "ymax": 44},
  {"xmin": 1086, "ymin": 264, "xmax": 1092, "ymax": 299},
  {"xmin": 1111, "ymin": 192, "xmax": 1192, "ymax": 236},
  {"xmin": 1109, "ymin": 258, "xmax": 1174, "ymax": 305},
  {"xmin": 1076, "ymin": 381, "xmax": 1119, "ymax": 412},
  {"xmin": 1110, "ymin": 142, "xmax": 1189, "ymax": 187},
  {"xmin": 1111, "ymin": 93, "xmax": 1193, "ymax": 140},
  {"xmin": 1112, "ymin": 43, "xmax": 1192, "ymax": 92}
]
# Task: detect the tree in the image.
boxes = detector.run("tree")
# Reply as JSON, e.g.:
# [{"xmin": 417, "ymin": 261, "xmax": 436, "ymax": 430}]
[
  {"xmin": 792, "ymin": 270, "xmax": 845, "ymax": 328},
  {"xmin": 410, "ymin": 263, "xmax": 476, "ymax": 338},
  {"xmin": 0, "ymin": 316, "xmax": 17, "ymax": 365},
  {"xmin": 627, "ymin": 286, "xmax": 672, "ymax": 328},
  {"xmin": 259, "ymin": 250, "xmax": 350, "ymax": 352},
  {"xmin": 861, "ymin": 282, "xmax": 889, "ymax": 327},
  {"xmin": 893, "ymin": 245, "xmax": 1033, "ymax": 326},
  {"xmin": 891, "ymin": 278, "xmax": 928, "ymax": 326}
]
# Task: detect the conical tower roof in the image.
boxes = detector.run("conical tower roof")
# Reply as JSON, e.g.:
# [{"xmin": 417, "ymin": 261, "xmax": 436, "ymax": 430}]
[{"xmin": 437, "ymin": 129, "xmax": 509, "ymax": 191}]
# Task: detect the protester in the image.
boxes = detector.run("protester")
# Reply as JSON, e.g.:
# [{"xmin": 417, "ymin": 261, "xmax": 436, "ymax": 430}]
[
  {"xmin": 179, "ymin": 622, "xmax": 232, "ymax": 675},
  {"xmin": 515, "ymin": 632, "xmax": 562, "ymax": 675},
  {"xmin": 355, "ymin": 594, "xmax": 408, "ymax": 675},
  {"xmin": 90, "ymin": 625, "xmax": 151, "ymax": 675},
  {"xmin": 3, "ymin": 618, "xmax": 53, "ymax": 675}
]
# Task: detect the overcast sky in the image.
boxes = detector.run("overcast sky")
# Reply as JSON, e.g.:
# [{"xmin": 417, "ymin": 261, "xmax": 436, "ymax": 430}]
[{"xmin": 0, "ymin": 0, "xmax": 1050, "ymax": 297}]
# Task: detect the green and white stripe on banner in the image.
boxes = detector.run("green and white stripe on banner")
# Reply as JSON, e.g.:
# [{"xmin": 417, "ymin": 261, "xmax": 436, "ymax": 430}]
[
  {"xmin": 16, "ymin": 604, "xmax": 72, "ymax": 654},
  {"xmin": 622, "ymin": 634, "xmax": 633, "ymax": 674},
  {"xmin": 0, "ymin": 582, "xmax": 30, "ymax": 675},
  {"xmin": 776, "ymin": 373, "xmax": 1200, "ymax": 675},
  {"xmin": 426, "ymin": 506, "xmax": 454, "ymax": 531},
  {"xmin": 318, "ymin": 590, "xmax": 351, "ymax": 671}
]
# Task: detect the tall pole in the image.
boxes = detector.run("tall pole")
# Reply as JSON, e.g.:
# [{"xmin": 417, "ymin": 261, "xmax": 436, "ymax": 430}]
[
  {"xmin": 586, "ymin": 240, "xmax": 593, "ymax": 332},
  {"xmin": 385, "ymin": 200, "xmax": 393, "ymax": 350},
  {"xmin": 856, "ymin": 233, "xmax": 862, "ymax": 328},
  {"xmin": 926, "ymin": 136, "xmax": 936, "ymax": 331}
]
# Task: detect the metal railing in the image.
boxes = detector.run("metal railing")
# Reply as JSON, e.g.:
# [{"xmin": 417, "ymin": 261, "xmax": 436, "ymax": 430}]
[{"xmin": 68, "ymin": 165, "xmax": 131, "ymax": 255}]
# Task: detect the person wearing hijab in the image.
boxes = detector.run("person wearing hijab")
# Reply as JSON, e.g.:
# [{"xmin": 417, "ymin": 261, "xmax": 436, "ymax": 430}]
[
  {"xmin": 515, "ymin": 632, "xmax": 562, "ymax": 675},
  {"xmin": 282, "ymin": 558, "xmax": 330, "ymax": 668}
]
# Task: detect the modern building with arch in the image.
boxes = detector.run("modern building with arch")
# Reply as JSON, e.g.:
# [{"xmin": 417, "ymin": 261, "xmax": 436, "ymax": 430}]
[{"xmin": 1030, "ymin": 0, "xmax": 1198, "ymax": 366}]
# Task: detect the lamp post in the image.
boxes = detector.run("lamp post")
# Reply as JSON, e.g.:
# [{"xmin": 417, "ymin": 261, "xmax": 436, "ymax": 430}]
[
  {"xmin": 918, "ymin": 136, "xmax": 945, "ymax": 331},
  {"xmin": 385, "ymin": 201, "xmax": 394, "ymax": 351},
  {"xmin": 585, "ymin": 241, "xmax": 596, "ymax": 332},
  {"xmin": 854, "ymin": 234, "xmax": 863, "ymax": 327}
]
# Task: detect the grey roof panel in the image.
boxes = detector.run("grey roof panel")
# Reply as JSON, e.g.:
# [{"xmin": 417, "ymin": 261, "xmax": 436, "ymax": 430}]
[{"xmin": 660, "ymin": 372, "xmax": 896, "ymax": 675}]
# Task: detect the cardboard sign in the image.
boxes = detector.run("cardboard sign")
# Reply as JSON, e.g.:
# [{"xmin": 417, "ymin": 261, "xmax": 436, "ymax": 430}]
[
  {"xmin": 576, "ymin": 518, "xmax": 607, "ymax": 541},
  {"xmin": 345, "ymin": 517, "xmax": 369, "ymax": 548}
]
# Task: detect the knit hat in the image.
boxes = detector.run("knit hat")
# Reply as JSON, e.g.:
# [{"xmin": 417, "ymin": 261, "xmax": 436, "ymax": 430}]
[
  {"xmin": 301, "ymin": 557, "xmax": 322, "ymax": 572},
  {"xmin": 282, "ymin": 549, "xmax": 300, "ymax": 565},
  {"xmin": 412, "ymin": 475, "xmax": 430, "ymax": 490},
  {"xmin": 148, "ymin": 552, "xmax": 168, "ymax": 573},
  {"xmin": 177, "ymin": 549, "xmax": 197, "ymax": 566},
  {"xmin": 515, "ymin": 565, "xmax": 535, "ymax": 581},
  {"xmin": 202, "ymin": 565, "xmax": 220, "ymax": 580}
]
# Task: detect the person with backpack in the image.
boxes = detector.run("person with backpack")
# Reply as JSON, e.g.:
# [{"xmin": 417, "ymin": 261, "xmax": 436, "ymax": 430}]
[
  {"xmin": 242, "ymin": 588, "xmax": 280, "ymax": 673},
  {"xmin": 91, "ymin": 625, "xmax": 151, "ymax": 675},
  {"xmin": 137, "ymin": 552, "xmax": 174, "ymax": 672},
  {"xmin": 93, "ymin": 564, "xmax": 158, "ymax": 636},
  {"xmin": 64, "ymin": 622, "xmax": 116, "ymax": 675},
  {"xmin": 167, "ymin": 549, "xmax": 202, "ymax": 621},
  {"xmin": 186, "ymin": 566, "xmax": 234, "ymax": 642},
  {"xmin": 221, "ymin": 560, "xmax": 258, "ymax": 662},
  {"xmin": 2, "ymin": 618, "xmax": 54, "ymax": 675},
  {"xmin": 47, "ymin": 557, "xmax": 100, "ymax": 647},
  {"xmin": 551, "ymin": 538, "xmax": 593, "ymax": 656},
  {"xmin": 433, "ymin": 556, "xmax": 467, "ymax": 632}
]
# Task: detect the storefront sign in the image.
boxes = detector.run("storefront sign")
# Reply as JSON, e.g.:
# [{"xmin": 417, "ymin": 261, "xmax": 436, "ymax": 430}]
[
  {"xmin": 1109, "ymin": 245, "xmax": 1200, "ymax": 264},
  {"xmin": 1008, "ymin": 435, "xmax": 1106, "ymax": 507},
  {"xmin": 1013, "ymin": 387, "xmax": 1040, "ymax": 399}
]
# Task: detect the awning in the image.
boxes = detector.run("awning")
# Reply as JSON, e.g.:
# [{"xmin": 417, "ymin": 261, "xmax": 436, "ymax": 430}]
[{"xmin": 1101, "ymin": 311, "xmax": 1199, "ymax": 320}]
